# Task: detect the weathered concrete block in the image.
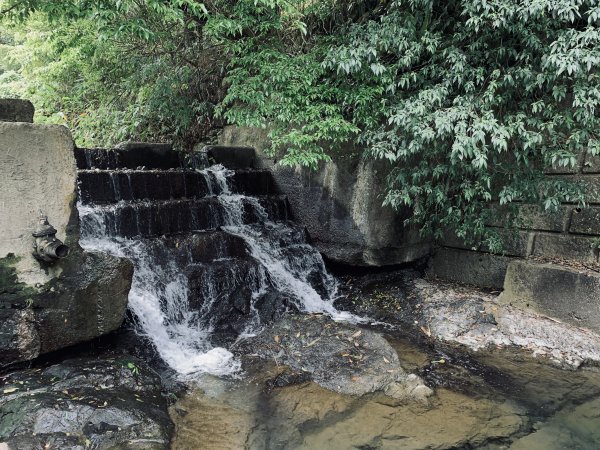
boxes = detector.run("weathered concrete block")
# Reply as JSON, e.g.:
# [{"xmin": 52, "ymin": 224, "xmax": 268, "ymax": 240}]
[
  {"xmin": 532, "ymin": 233, "xmax": 599, "ymax": 262},
  {"xmin": 500, "ymin": 260, "xmax": 600, "ymax": 333},
  {"xmin": 485, "ymin": 204, "xmax": 570, "ymax": 232},
  {"xmin": 0, "ymin": 99, "xmax": 34, "ymax": 123},
  {"xmin": 0, "ymin": 123, "xmax": 134, "ymax": 366},
  {"xmin": 583, "ymin": 152, "xmax": 600, "ymax": 174},
  {"xmin": 517, "ymin": 205, "xmax": 570, "ymax": 232},
  {"xmin": 0, "ymin": 122, "xmax": 76, "ymax": 285},
  {"xmin": 441, "ymin": 229, "xmax": 532, "ymax": 257},
  {"xmin": 570, "ymin": 206, "xmax": 600, "ymax": 235},
  {"xmin": 555, "ymin": 174, "xmax": 600, "ymax": 203},
  {"xmin": 219, "ymin": 126, "xmax": 432, "ymax": 266},
  {"xmin": 428, "ymin": 247, "xmax": 513, "ymax": 289}
]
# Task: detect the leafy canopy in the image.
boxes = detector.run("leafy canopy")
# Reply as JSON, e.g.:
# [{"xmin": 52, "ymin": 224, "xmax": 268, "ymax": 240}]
[{"xmin": 2, "ymin": 0, "xmax": 599, "ymax": 249}]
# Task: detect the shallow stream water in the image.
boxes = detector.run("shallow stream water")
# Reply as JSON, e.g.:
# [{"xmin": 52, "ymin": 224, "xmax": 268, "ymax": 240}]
[{"xmin": 169, "ymin": 329, "xmax": 600, "ymax": 449}]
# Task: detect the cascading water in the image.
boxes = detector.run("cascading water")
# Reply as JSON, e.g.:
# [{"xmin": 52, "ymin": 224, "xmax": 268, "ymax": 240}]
[{"xmin": 78, "ymin": 157, "xmax": 358, "ymax": 377}]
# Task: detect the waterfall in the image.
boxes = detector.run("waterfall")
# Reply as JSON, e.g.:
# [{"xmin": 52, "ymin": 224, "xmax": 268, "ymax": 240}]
[{"xmin": 78, "ymin": 162, "xmax": 358, "ymax": 377}]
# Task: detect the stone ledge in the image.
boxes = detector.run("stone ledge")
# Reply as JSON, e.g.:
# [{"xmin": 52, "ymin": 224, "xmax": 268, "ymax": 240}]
[
  {"xmin": 0, "ymin": 99, "xmax": 34, "ymax": 123},
  {"xmin": 428, "ymin": 247, "xmax": 513, "ymax": 289},
  {"xmin": 499, "ymin": 260, "xmax": 600, "ymax": 333}
]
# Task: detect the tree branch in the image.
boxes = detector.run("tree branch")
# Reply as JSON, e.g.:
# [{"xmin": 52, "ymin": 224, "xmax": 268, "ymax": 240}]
[{"xmin": 1, "ymin": 0, "xmax": 27, "ymax": 17}]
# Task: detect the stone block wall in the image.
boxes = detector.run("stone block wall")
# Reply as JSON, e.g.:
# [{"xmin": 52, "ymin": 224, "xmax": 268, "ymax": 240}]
[{"xmin": 430, "ymin": 151, "xmax": 600, "ymax": 288}]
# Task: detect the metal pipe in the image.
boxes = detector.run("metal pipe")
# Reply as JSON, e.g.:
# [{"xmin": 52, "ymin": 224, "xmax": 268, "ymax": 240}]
[{"xmin": 32, "ymin": 215, "xmax": 69, "ymax": 262}]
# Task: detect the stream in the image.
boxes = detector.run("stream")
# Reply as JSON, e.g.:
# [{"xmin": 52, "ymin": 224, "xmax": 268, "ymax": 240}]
[{"xmin": 66, "ymin": 153, "xmax": 600, "ymax": 448}]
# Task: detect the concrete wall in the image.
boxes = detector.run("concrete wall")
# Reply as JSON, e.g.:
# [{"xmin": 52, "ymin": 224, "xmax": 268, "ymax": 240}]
[
  {"xmin": 219, "ymin": 126, "xmax": 431, "ymax": 266},
  {"xmin": 0, "ymin": 122, "xmax": 77, "ymax": 285},
  {"xmin": 500, "ymin": 260, "xmax": 600, "ymax": 333},
  {"xmin": 0, "ymin": 99, "xmax": 34, "ymax": 123},
  {"xmin": 430, "ymin": 151, "xmax": 600, "ymax": 288}
]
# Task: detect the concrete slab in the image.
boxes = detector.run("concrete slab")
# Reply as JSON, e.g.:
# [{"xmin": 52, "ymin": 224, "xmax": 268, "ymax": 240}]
[{"xmin": 499, "ymin": 260, "xmax": 600, "ymax": 333}]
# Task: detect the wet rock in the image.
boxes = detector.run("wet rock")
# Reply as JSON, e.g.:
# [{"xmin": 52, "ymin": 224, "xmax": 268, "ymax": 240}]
[
  {"xmin": 0, "ymin": 357, "xmax": 173, "ymax": 450},
  {"xmin": 409, "ymin": 277, "xmax": 600, "ymax": 368},
  {"xmin": 0, "ymin": 309, "xmax": 39, "ymax": 365},
  {"xmin": 237, "ymin": 314, "xmax": 432, "ymax": 401},
  {"xmin": 337, "ymin": 270, "xmax": 600, "ymax": 369},
  {"xmin": 1, "ymin": 250, "xmax": 133, "ymax": 367}
]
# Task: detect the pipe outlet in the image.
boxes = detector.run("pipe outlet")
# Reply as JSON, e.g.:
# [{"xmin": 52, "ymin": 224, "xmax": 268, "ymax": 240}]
[{"xmin": 32, "ymin": 215, "xmax": 69, "ymax": 262}]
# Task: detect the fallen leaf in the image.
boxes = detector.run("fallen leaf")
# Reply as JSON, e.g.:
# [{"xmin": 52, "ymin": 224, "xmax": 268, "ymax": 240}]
[
  {"xmin": 351, "ymin": 330, "xmax": 362, "ymax": 338},
  {"xmin": 305, "ymin": 337, "xmax": 321, "ymax": 347},
  {"xmin": 3, "ymin": 387, "xmax": 18, "ymax": 394},
  {"xmin": 383, "ymin": 356, "xmax": 390, "ymax": 364},
  {"xmin": 274, "ymin": 335, "xmax": 281, "ymax": 343}
]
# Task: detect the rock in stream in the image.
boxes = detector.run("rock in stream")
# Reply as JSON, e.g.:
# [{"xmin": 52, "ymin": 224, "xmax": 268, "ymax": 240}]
[
  {"xmin": 236, "ymin": 314, "xmax": 432, "ymax": 402},
  {"xmin": 0, "ymin": 357, "xmax": 173, "ymax": 450}
]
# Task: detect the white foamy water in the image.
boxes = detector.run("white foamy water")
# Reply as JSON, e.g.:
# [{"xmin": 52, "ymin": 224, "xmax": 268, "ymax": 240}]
[
  {"xmin": 78, "ymin": 163, "xmax": 360, "ymax": 377},
  {"xmin": 78, "ymin": 230, "xmax": 242, "ymax": 377}
]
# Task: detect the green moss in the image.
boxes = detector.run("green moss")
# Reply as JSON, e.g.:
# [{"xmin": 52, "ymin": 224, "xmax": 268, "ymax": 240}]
[{"xmin": 0, "ymin": 254, "xmax": 37, "ymax": 305}]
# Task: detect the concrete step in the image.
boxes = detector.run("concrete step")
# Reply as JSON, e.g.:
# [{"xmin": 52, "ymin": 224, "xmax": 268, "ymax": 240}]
[
  {"xmin": 77, "ymin": 169, "xmax": 275, "ymax": 204},
  {"xmin": 75, "ymin": 145, "xmax": 184, "ymax": 170},
  {"xmin": 79, "ymin": 196, "xmax": 290, "ymax": 238}
]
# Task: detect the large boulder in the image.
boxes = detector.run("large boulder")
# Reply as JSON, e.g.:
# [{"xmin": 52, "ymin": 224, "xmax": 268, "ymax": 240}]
[
  {"xmin": 0, "ymin": 121, "xmax": 133, "ymax": 366},
  {"xmin": 219, "ymin": 126, "xmax": 431, "ymax": 266}
]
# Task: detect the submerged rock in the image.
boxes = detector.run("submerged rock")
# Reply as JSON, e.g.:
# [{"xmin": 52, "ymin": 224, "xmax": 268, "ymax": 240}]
[
  {"xmin": 0, "ymin": 357, "xmax": 173, "ymax": 450},
  {"xmin": 236, "ymin": 314, "xmax": 432, "ymax": 401}
]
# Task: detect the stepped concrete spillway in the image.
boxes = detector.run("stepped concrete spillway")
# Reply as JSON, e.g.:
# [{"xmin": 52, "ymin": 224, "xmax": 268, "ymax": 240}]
[{"xmin": 76, "ymin": 144, "xmax": 351, "ymax": 376}]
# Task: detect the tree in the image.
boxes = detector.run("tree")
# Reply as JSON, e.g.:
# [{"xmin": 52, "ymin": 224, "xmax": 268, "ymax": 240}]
[
  {"xmin": 220, "ymin": 0, "xmax": 600, "ymax": 250},
  {"xmin": 2, "ymin": 0, "xmax": 598, "ymax": 249}
]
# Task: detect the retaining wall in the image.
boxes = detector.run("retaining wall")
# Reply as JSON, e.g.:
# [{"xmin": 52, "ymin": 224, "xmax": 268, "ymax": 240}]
[{"xmin": 430, "ymin": 151, "xmax": 600, "ymax": 288}]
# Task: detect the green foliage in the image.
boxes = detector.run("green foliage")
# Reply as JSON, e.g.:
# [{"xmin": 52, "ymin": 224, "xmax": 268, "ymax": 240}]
[
  {"xmin": 2, "ymin": 0, "xmax": 599, "ymax": 249},
  {"xmin": 218, "ymin": 0, "xmax": 600, "ymax": 250},
  {"xmin": 0, "ymin": 1, "xmax": 224, "ymax": 148},
  {"xmin": 126, "ymin": 361, "xmax": 140, "ymax": 375}
]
